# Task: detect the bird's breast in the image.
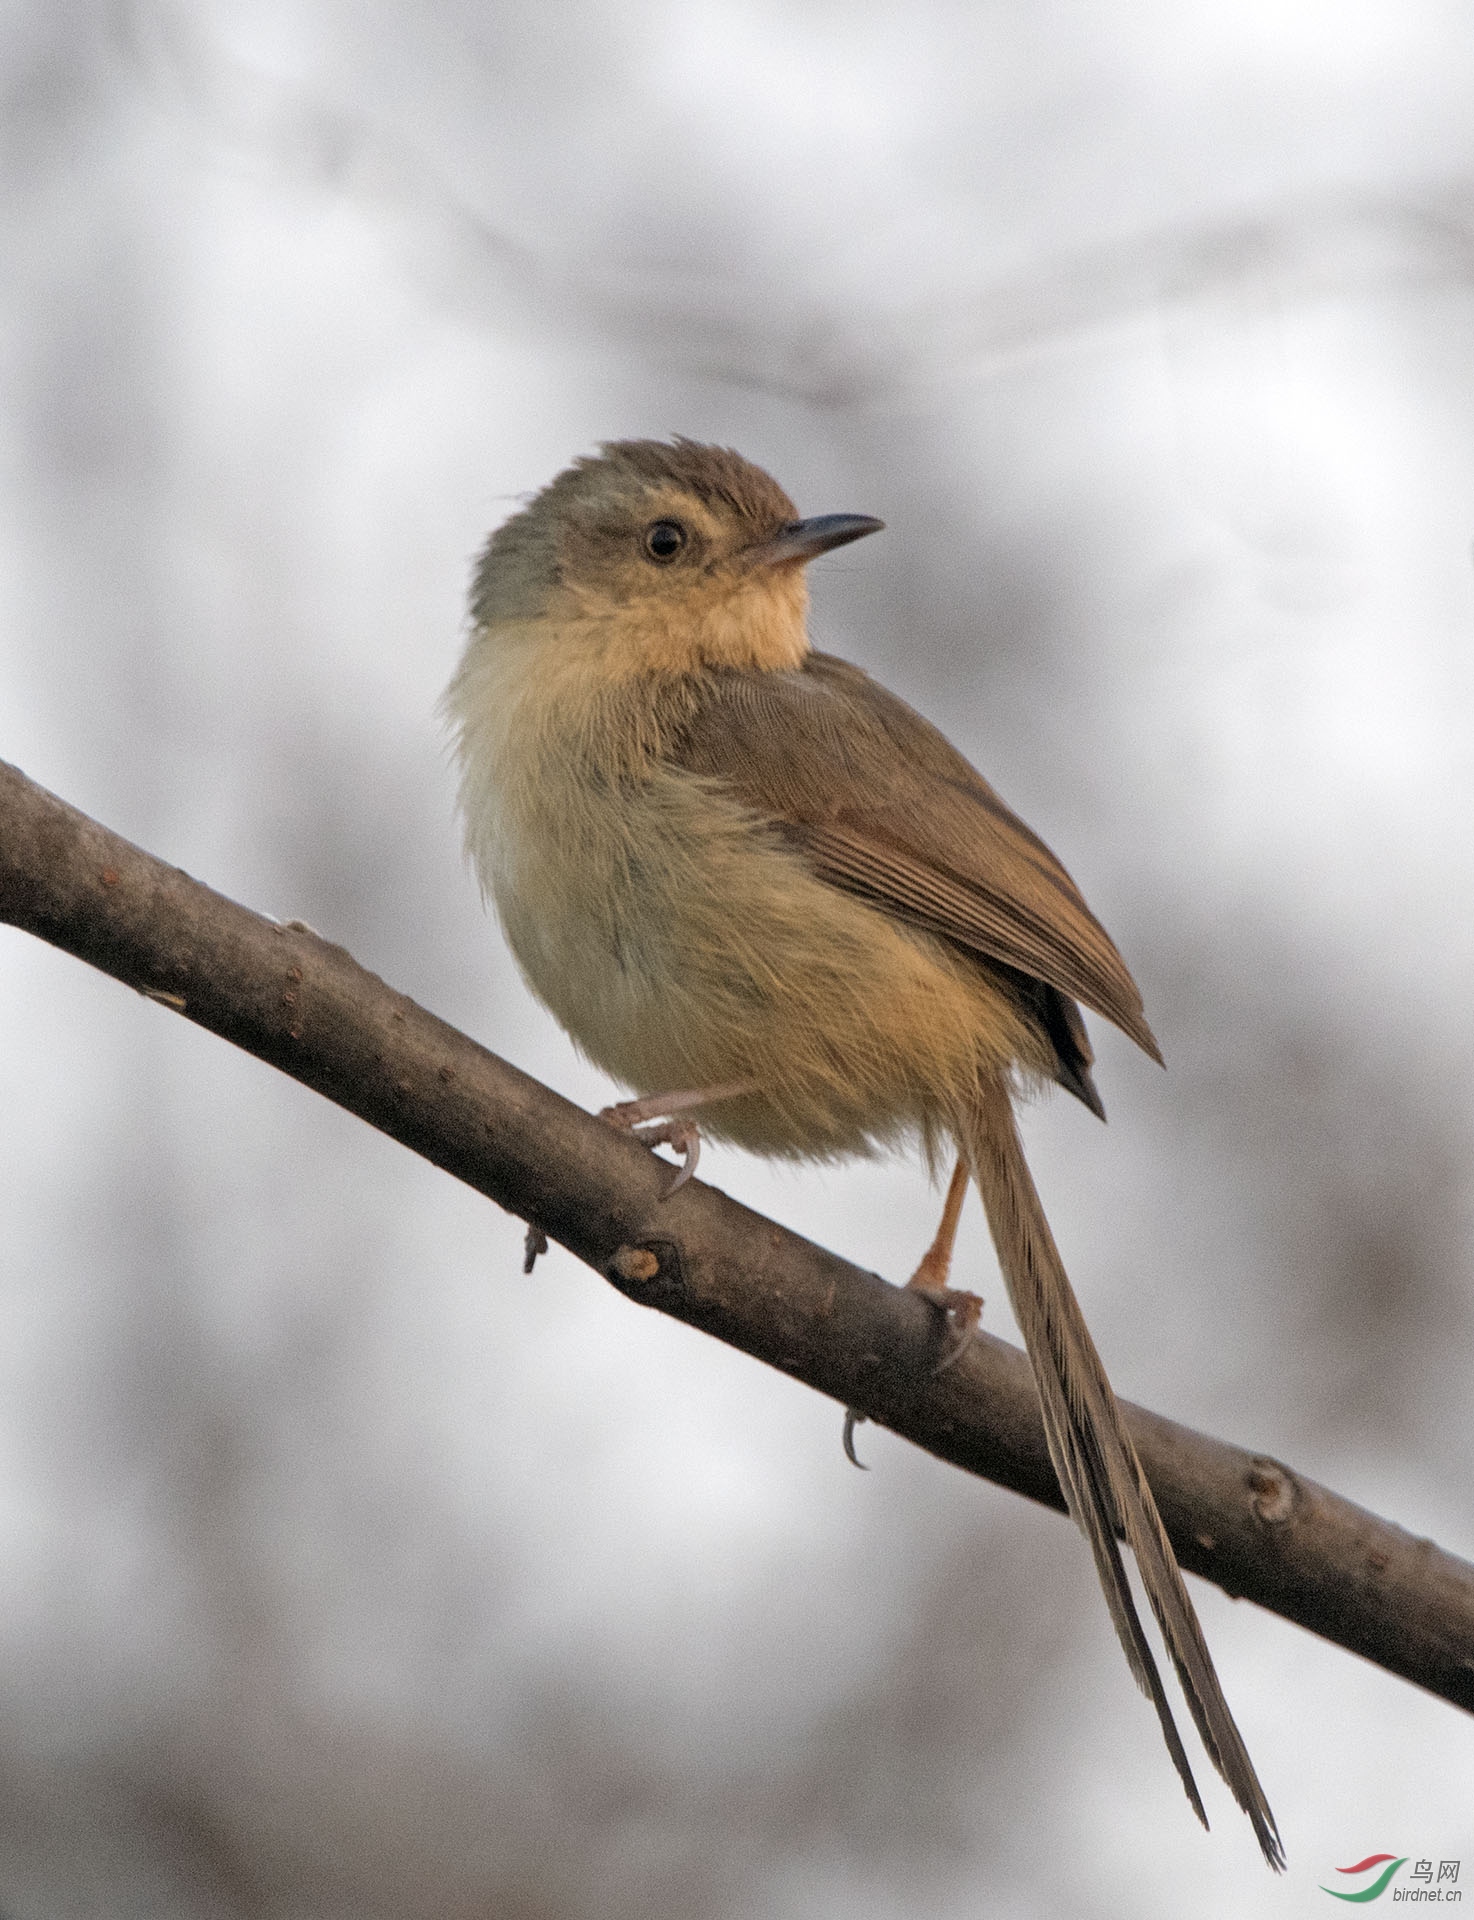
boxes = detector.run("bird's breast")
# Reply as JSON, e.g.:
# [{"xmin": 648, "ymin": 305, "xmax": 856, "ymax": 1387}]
[{"xmin": 448, "ymin": 635, "xmax": 1038, "ymax": 1158}]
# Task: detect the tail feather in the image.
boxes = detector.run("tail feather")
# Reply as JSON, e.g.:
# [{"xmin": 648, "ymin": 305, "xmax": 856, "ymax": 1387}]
[{"xmin": 963, "ymin": 1075, "xmax": 1284, "ymax": 1872}]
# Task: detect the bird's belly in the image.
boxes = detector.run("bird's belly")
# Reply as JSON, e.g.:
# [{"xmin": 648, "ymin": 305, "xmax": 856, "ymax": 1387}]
[{"xmin": 489, "ymin": 765, "xmax": 1035, "ymax": 1161}]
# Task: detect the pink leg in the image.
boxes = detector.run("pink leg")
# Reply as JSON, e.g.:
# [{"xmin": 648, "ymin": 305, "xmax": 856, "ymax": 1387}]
[
  {"xmin": 905, "ymin": 1154, "xmax": 983, "ymax": 1370},
  {"xmin": 906, "ymin": 1154, "xmax": 969, "ymax": 1294}
]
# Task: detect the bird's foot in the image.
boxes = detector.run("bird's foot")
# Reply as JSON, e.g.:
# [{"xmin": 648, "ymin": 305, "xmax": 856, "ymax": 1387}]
[
  {"xmin": 905, "ymin": 1282, "xmax": 982, "ymax": 1374},
  {"xmin": 599, "ymin": 1082, "xmax": 754, "ymax": 1198},
  {"xmin": 602, "ymin": 1105, "xmax": 703, "ymax": 1194},
  {"xmin": 840, "ymin": 1280, "xmax": 983, "ymax": 1465},
  {"xmin": 840, "ymin": 1157, "xmax": 979, "ymax": 1460},
  {"xmin": 903, "ymin": 1199, "xmax": 982, "ymax": 1372}
]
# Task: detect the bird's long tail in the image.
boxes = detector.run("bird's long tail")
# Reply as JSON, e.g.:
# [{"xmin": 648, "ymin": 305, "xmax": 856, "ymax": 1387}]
[{"xmin": 961, "ymin": 1073, "xmax": 1284, "ymax": 1871}]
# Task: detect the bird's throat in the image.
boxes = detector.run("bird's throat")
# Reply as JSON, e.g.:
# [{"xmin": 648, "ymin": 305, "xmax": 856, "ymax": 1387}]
[{"xmin": 552, "ymin": 567, "xmax": 811, "ymax": 678}]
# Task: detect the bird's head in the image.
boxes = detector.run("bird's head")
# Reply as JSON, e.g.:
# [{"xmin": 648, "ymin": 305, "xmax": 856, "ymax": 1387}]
[{"xmin": 469, "ymin": 438, "xmax": 882, "ymax": 676}]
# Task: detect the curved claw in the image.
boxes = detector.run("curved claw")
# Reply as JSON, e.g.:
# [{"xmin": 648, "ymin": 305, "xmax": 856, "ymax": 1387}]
[
  {"xmin": 622, "ymin": 1116, "xmax": 701, "ymax": 1198},
  {"xmin": 523, "ymin": 1225, "xmax": 549, "ymax": 1274},
  {"xmin": 841, "ymin": 1408, "xmax": 870, "ymax": 1469},
  {"xmin": 657, "ymin": 1121, "xmax": 700, "ymax": 1195},
  {"xmin": 601, "ymin": 1101, "xmax": 712, "ymax": 1202}
]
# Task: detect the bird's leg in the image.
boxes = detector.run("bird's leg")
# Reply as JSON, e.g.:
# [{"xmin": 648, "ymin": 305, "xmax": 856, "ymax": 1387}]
[
  {"xmin": 842, "ymin": 1156, "xmax": 982, "ymax": 1464},
  {"xmin": 905, "ymin": 1153, "xmax": 983, "ymax": 1370},
  {"xmin": 600, "ymin": 1081, "xmax": 755, "ymax": 1195}
]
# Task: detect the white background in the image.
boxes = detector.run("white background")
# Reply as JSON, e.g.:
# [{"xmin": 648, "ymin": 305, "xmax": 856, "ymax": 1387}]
[{"xmin": 1, "ymin": 2, "xmax": 1472, "ymax": 1912}]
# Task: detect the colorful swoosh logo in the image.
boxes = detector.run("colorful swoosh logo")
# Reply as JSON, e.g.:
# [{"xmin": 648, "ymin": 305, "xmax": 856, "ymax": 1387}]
[{"xmin": 1321, "ymin": 1856, "xmax": 1408, "ymax": 1902}]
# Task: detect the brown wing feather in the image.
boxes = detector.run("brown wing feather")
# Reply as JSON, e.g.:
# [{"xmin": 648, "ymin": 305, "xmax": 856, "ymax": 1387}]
[{"xmin": 665, "ymin": 652, "xmax": 1161, "ymax": 1063}]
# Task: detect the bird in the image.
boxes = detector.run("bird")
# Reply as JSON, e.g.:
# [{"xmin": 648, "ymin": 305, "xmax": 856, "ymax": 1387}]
[{"xmin": 444, "ymin": 436, "xmax": 1283, "ymax": 1869}]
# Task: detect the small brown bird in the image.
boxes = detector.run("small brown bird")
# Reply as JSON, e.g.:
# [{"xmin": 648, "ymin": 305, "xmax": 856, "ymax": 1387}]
[{"xmin": 445, "ymin": 438, "xmax": 1282, "ymax": 1867}]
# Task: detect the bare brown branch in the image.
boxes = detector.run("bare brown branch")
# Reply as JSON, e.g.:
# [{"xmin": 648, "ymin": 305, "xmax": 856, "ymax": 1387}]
[{"xmin": 2, "ymin": 755, "xmax": 1471, "ymax": 1712}]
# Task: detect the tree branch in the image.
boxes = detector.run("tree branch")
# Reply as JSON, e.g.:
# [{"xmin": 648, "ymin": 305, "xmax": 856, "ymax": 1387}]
[{"xmin": 2, "ymin": 756, "xmax": 1471, "ymax": 1711}]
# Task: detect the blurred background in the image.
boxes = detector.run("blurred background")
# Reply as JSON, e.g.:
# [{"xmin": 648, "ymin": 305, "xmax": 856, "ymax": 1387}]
[{"xmin": 2, "ymin": 1, "xmax": 1473, "ymax": 1912}]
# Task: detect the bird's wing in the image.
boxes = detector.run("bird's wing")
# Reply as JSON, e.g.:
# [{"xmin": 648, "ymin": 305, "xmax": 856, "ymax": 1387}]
[{"xmin": 664, "ymin": 651, "xmax": 1160, "ymax": 1062}]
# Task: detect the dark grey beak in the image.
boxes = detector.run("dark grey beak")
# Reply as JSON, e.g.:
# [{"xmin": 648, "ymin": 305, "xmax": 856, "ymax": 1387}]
[{"xmin": 749, "ymin": 513, "xmax": 884, "ymax": 568}]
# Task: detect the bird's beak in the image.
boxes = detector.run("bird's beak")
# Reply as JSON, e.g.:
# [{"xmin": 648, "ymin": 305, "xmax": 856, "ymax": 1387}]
[{"xmin": 748, "ymin": 514, "xmax": 885, "ymax": 568}]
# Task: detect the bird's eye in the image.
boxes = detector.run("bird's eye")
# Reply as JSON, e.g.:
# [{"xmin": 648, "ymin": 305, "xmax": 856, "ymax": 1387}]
[{"xmin": 643, "ymin": 519, "xmax": 687, "ymax": 562}]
